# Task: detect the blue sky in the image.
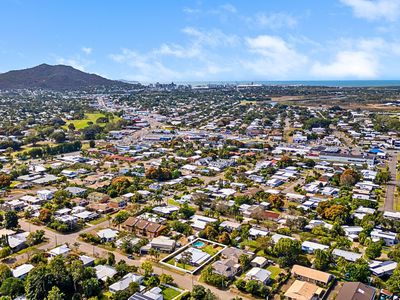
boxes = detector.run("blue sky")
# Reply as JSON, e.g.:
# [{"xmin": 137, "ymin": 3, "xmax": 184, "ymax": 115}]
[{"xmin": 2, "ymin": 0, "xmax": 400, "ymax": 82}]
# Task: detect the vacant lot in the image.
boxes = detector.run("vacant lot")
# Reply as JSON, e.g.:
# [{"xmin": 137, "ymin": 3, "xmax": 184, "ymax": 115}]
[{"xmin": 64, "ymin": 112, "xmax": 121, "ymax": 130}]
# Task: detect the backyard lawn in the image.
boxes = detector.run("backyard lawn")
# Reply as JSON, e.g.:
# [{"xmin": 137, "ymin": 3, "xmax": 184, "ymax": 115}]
[
  {"xmin": 166, "ymin": 258, "xmax": 195, "ymax": 271},
  {"xmin": 202, "ymin": 244, "xmax": 221, "ymax": 256},
  {"xmin": 267, "ymin": 265, "xmax": 282, "ymax": 280},
  {"xmin": 162, "ymin": 286, "xmax": 181, "ymax": 300}
]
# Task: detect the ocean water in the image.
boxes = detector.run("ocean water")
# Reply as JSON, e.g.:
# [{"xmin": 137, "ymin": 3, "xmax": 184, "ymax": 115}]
[{"xmin": 176, "ymin": 80, "xmax": 400, "ymax": 87}]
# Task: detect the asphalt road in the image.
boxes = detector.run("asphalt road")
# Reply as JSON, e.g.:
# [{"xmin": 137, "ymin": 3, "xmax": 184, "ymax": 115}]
[{"xmin": 383, "ymin": 151, "xmax": 398, "ymax": 212}]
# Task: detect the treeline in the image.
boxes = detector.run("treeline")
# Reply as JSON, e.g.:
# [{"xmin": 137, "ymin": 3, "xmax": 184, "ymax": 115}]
[{"xmin": 18, "ymin": 141, "xmax": 82, "ymax": 159}]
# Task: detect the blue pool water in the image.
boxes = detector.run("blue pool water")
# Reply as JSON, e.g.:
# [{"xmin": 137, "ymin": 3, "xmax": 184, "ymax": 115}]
[{"xmin": 193, "ymin": 241, "xmax": 205, "ymax": 248}]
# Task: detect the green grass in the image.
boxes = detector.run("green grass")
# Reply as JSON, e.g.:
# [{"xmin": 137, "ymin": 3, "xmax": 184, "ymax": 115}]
[
  {"xmin": 100, "ymin": 291, "xmax": 112, "ymax": 300},
  {"xmin": 173, "ymin": 291, "xmax": 190, "ymax": 300},
  {"xmin": 168, "ymin": 198, "xmax": 181, "ymax": 206},
  {"xmin": 202, "ymin": 245, "xmax": 220, "ymax": 256},
  {"xmin": 161, "ymin": 287, "xmax": 180, "ymax": 300},
  {"xmin": 89, "ymin": 216, "xmax": 109, "ymax": 225},
  {"xmin": 165, "ymin": 258, "xmax": 195, "ymax": 271},
  {"xmin": 64, "ymin": 112, "xmax": 121, "ymax": 130},
  {"xmin": 267, "ymin": 265, "xmax": 281, "ymax": 280},
  {"xmin": 240, "ymin": 239, "xmax": 260, "ymax": 251},
  {"xmin": 64, "ymin": 113, "xmax": 105, "ymax": 129},
  {"xmin": 10, "ymin": 181, "xmax": 21, "ymax": 188}
]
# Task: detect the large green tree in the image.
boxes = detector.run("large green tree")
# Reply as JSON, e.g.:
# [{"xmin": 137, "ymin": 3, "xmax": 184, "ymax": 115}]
[{"xmin": 273, "ymin": 238, "xmax": 301, "ymax": 267}]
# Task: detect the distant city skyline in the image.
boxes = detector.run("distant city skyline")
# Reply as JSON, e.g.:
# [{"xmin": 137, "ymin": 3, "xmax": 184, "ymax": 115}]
[{"xmin": 2, "ymin": 0, "xmax": 400, "ymax": 82}]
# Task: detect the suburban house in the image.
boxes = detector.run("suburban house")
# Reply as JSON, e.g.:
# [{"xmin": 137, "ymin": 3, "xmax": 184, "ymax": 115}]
[
  {"xmin": 284, "ymin": 280, "xmax": 325, "ymax": 300},
  {"xmin": 301, "ymin": 241, "xmax": 329, "ymax": 253},
  {"xmin": 48, "ymin": 244, "xmax": 71, "ymax": 257},
  {"xmin": 122, "ymin": 217, "xmax": 166, "ymax": 238},
  {"xmin": 212, "ymin": 259, "xmax": 241, "ymax": 279},
  {"xmin": 87, "ymin": 192, "xmax": 110, "ymax": 203},
  {"xmin": 336, "ymin": 282, "xmax": 376, "ymax": 300},
  {"xmin": 109, "ymin": 273, "xmax": 144, "ymax": 293},
  {"xmin": 244, "ymin": 267, "xmax": 271, "ymax": 284},
  {"xmin": 332, "ymin": 249, "xmax": 362, "ymax": 262},
  {"xmin": 94, "ymin": 265, "xmax": 117, "ymax": 282},
  {"xmin": 149, "ymin": 236, "xmax": 176, "ymax": 252},
  {"xmin": 251, "ymin": 256, "xmax": 268, "ymax": 268},
  {"xmin": 12, "ymin": 264, "xmax": 34, "ymax": 279},
  {"xmin": 370, "ymin": 229, "xmax": 397, "ymax": 246},
  {"xmin": 97, "ymin": 228, "xmax": 119, "ymax": 242},
  {"xmin": 175, "ymin": 247, "xmax": 211, "ymax": 266},
  {"xmin": 109, "ymin": 197, "xmax": 128, "ymax": 209},
  {"xmin": 369, "ymin": 260, "xmax": 397, "ymax": 277},
  {"xmin": 291, "ymin": 265, "xmax": 334, "ymax": 287}
]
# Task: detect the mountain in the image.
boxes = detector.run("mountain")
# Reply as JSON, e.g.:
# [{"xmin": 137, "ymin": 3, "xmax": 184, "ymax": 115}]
[{"xmin": 0, "ymin": 64, "xmax": 132, "ymax": 90}]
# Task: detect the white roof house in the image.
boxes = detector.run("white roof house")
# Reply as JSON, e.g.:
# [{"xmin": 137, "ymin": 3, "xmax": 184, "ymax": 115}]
[
  {"xmin": 20, "ymin": 195, "xmax": 41, "ymax": 205},
  {"xmin": 305, "ymin": 220, "xmax": 333, "ymax": 230},
  {"xmin": 371, "ymin": 229, "xmax": 397, "ymax": 246},
  {"xmin": 220, "ymin": 220, "xmax": 242, "ymax": 231},
  {"xmin": 175, "ymin": 247, "xmax": 211, "ymax": 266},
  {"xmin": 249, "ymin": 228, "xmax": 269, "ymax": 238},
  {"xmin": 37, "ymin": 190, "xmax": 54, "ymax": 200},
  {"xmin": 8, "ymin": 232, "xmax": 29, "ymax": 249},
  {"xmin": 48, "ymin": 244, "xmax": 71, "ymax": 257},
  {"xmin": 301, "ymin": 241, "xmax": 329, "ymax": 253},
  {"xmin": 12, "ymin": 264, "xmax": 34, "ymax": 279},
  {"xmin": 369, "ymin": 260, "xmax": 398, "ymax": 277},
  {"xmin": 332, "ymin": 249, "xmax": 362, "ymax": 262},
  {"xmin": 94, "ymin": 265, "xmax": 117, "ymax": 282},
  {"xmin": 342, "ymin": 226, "xmax": 363, "ymax": 240},
  {"xmin": 191, "ymin": 215, "xmax": 217, "ymax": 231},
  {"xmin": 109, "ymin": 273, "xmax": 144, "ymax": 293},
  {"xmin": 271, "ymin": 234, "xmax": 295, "ymax": 244},
  {"xmin": 143, "ymin": 286, "xmax": 163, "ymax": 300},
  {"xmin": 251, "ymin": 256, "xmax": 268, "ymax": 268},
  {"xmin": 383, "ymin": 211, "xmax": 400, "ymax": 221},
  {"xmin": 353, "ymin": 206, "xmax": 376, "ymax": 220},
  {"xmin": 79, "ymin": 255, "xmax": 95, "ymax": 266},
  {"xmin": 245, "ymin": 267, "xmax": 271, "ymax": 284},
  {"xmin": 150, "ymin": 236, "xmax": 176, "ymax": 252},
  {"xmin": 152, "ymin": 206, "xmax": 179, "ymax": 215},
  {"xmin": 97, "ymin": 229, "xmax": 119, "ymax": 242}
]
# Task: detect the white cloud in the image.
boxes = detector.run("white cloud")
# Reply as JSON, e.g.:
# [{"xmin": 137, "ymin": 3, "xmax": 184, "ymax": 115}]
[
  {"xmin": 310, "ymin": 36, "xmax": 400, "ymax": 78},
  {"xmin": 182, "ymin": 7, "xmax": 201, "ymax": 15},
  {"xmin": 55, "ymin": 54, "xmax": 94, "ymax": 71},
  {"xmin": 109, "ymin": 47, "xmax": 233, "ymax": 82},
  {"xmin": 243, "ymin": 35, "xmax": 308, "ymax": 78},
  {"xmin": 182, "ymin": 27, "xmax": 240, "ymax": 47},
  {"xmin": 109, "ymin": 27, "xmax": 241, "ymax": 82},
  {"xmin": 249, "ymin": 12, "xmax": 297, "ymax": 29},
  {"xmin": 109, "ymin": 49, "xmax": 186, "ymax": 82},
  {"xmin": 341, "ymin": 0, "xmax": 400, "ymax": 21},
  {"xmin": 219, "ymin": 4, "xmax": 237, "ymax": 14},
  {"xmin": 183, "ymin": 3, "xmax": 237, "ymax": 18},
  {"xmin": 56, "ymin": 58, "xmax": 86, "ymax": 71},
  {"xmin": 82, "ymin": 47, "xmax": 92, "ymax": 54},
  {"xmin": 311, "ymin": 50, "xmax": 378, "ymax": 78}
]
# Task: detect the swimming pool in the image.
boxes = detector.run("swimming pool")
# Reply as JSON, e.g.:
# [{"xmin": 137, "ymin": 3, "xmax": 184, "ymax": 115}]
[{"xmin": 193, "ymin": 241, "xmax": 206, "ymax": 248}]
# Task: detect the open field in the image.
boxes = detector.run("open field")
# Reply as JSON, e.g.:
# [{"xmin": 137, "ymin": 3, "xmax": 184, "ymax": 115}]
[
  {"xmin": 64, "ymin": 113, "xmax": 106, "ymax": 129},
  {"xmin": 63, "ymin": 112, "xmax": 121, "ymax": 130}
]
